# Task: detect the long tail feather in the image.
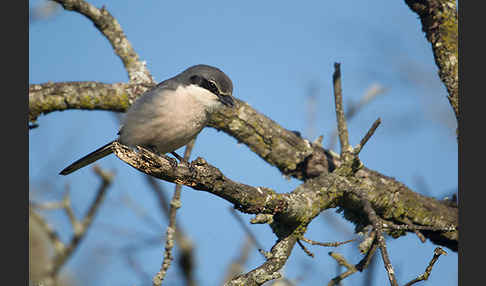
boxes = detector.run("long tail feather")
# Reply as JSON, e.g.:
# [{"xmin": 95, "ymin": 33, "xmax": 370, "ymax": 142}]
[{"xmin": 59, "ymin": 141, "xmax": 116, "ymax": 175}]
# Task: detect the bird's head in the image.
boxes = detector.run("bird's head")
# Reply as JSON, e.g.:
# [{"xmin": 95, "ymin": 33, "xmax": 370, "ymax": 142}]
[{"xmin": 175, "ymin": 64, "xmax": 235, "ymax": 111}]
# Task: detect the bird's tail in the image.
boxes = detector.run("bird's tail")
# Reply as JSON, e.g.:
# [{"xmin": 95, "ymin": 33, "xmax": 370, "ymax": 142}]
[{"xmin": 59, "ymin": 141, "xmax": 116, "ymax": 175}]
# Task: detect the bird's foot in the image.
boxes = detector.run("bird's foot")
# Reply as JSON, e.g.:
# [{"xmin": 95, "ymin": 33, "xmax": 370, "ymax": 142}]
[{"xmin": 171, "ymin": 152, "xmax": 191, "ymax": 167}]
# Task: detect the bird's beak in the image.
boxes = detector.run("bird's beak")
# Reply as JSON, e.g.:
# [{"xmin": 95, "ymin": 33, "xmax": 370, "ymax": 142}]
[{"xmin": 218, "ymin": 93, "xmax": 235, "ymax": 108}]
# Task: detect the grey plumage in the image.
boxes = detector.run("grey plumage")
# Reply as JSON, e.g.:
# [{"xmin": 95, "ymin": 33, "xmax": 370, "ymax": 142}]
[{"xmin": 60, "ymin": 64, "xmax": 234, "ymax": 175}]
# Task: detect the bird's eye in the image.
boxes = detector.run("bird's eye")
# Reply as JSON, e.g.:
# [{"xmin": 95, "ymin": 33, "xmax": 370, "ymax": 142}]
[{"xmin": 204, "ymin": 79, "xmax": 219, "ymax": 95}]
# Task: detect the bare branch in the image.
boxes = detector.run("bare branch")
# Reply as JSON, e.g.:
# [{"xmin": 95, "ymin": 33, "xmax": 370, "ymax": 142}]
[
  {"xmin": 52, "ymin": 0, "xmax": 154, "ymax": 85},
  {"xmin": 353, "ymin": 189, "xmax": 398, "ymax": 286},
  {"xmin": 354, "ymin": 118, "xmax": 382, "ymax": 155},
  {"xmin": 327, "ymin": 252, "xmax": 357, "ymax": 286},
  {"xmin": 403, "ymin": 247, "xmax": 447, "ymax": 286},
  {"xmin": 300, "ymin": 237, "xmax": 355, "ymax": 248},
  {"xmin": 29, "ymin": 208, "xmax": 65, "ymax": 255},
  {"xmin": 297, "ymin": 240, "xmax": 315, "ymax": 258},
  {"xmin": 110, "ymin": 138, "xmax": 457, "ymax": 250},
  {"xmin": 50, "ymin": 166, "xmax": 114, "ymax": 277},
  {"xmin": 225, "ymin": 234, "xmax": 298, "ymax": 286},
  {"xmin": 28, "ymin": 82, "xmax": 143, "ymax": 122},
  {"xmin": 332, "ymin": 63, "xmax": 352, "ymax": 154},
  {"xmin": 381, "ymin": 220, "xmax": 456, "ymax": 232},
  {"xmin": 328, "ymin": 84, "xmax": 386, "ymax": 151},
  {"xmin": 30, "ymin": 1, "xmax": 459, "ymax": 285},
  {"xmin": 29, "ymin": 80, "xmax": 458, "ymax": 251},
  {"xmin": 112, "ymin": 141, "xmax": 288, "ymax": 215},
  {"xmin": 326, "ymin": 235, "xmax": 378, "ymax": 285},
  {"xmin": 403, "ymin": 0, "xmax": 458, "ymax": 125},
  {"xmin": 29, "ymin": 166, "xmax": 114, "ymax": 285},
  {"xmin": 146, "ymin": 177, "xmax": 197, "ymax": 286},
  {"xmin": 356, "ymin": 236, "xmax": 379, "ymax": 272},
  {"xmin": 153, "ymin": 139, "xmax": 196, "ymax": 285}
]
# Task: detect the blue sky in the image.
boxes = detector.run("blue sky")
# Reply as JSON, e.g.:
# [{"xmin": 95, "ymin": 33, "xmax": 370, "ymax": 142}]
[{"xmin": 29, "ymin": 0, "xmax": 457, "ymax": 285}]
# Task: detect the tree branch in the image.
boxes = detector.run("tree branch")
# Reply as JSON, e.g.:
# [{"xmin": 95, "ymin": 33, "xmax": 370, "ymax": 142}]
[
  {"xmin": 28, "ymin": 81, "xmax": 458, "ymax": 251},
  {"xmin": 111, "ymin": 141, "xmax": 289, "ymax": 215},
  {"xmin": 146, "ymin": 177, "xmax": 197, "ymax": 286},
  {"xmin": 153, "ymin": 139, "xmax": 196, "ymax": 285},
  {"xmin": 225, "ymin": 234, "xmax": 298, "ymax": 286},
  {"xmin": 31, "ymin": 1, "xmax": 458, "ymax": 285},
  {"xmin": 52, "ymin": 0, "xmax": 154, "ymax": 85},
  {"xmin": 28, "ymin": 81, "xmax": 143, "ymax": 122},
  {"xmin": 30, "ymin": 166, "xmax": 114, "ymax": 285},
  {"xmin": 403, "ymin": 247, "xmax": 447, "ymax": 286},
  {"xmin": 332, "ymin": 63, "xmax": 352, "ymax": 154},
  {"xmin": 404, "ymin": 0, "xmax": 458, "ymax": 127}
]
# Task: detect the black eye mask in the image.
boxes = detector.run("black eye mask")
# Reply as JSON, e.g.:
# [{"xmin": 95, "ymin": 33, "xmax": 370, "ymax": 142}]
[{"xmin": 190, "ymin": 75, "xmax": 220, "ymax": 95}]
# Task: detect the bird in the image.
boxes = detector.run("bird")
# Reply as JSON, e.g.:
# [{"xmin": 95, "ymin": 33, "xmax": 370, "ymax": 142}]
[{"xmin": 59, "ymin": 64, "xmax": 235, "ymax": 175}]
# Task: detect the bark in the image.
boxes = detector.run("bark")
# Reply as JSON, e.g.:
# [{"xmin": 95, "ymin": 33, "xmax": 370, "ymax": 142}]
[{"xmin": 404, "ymin": 0, "xmax": 458, "ymax": 126}]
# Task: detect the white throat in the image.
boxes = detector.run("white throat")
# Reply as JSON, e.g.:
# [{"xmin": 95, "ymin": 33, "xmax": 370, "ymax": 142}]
[{"xmin": 178, "ymin": 84, "xmax": 222, "ymax": 112}]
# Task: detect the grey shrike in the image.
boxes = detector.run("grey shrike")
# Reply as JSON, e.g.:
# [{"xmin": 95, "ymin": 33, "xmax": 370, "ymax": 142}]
[{"xmin": 60, "ymin": 64, "xmax": 235, "ymax": 175}]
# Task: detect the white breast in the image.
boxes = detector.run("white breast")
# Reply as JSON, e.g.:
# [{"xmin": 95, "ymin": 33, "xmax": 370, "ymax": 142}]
[{"xmin": 119, "ymin": 84, "xmax": 221, "ymax": 153}]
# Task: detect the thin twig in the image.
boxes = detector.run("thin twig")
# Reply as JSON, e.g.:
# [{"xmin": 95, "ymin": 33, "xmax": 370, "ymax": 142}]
[
  {"xmin": 403, "ymin": 247, "xmax": 447, "ymax": 286},
  {"xmin": 401, "ymin": 217, "xmax": 426, "ymax": 243},
  {"xmin": 146, "ymin": 177, "xmax": 197, "ymax": 286},
  {"xmin": 354, "ymin": 118, "xmax": 381, "ymax": 155},
  {"xmin": 331, "ymin": 63, "xmax": 395, "ymax": 285},
  {"xmin": 30, "ymin": 200, "xmax": 65, "ymax": 211},
  {"xmin": 29, "ymin": 208, "xmax": 65, "ymax": 254},
  {"xmin": 297, "ymin": 240, "xmax": 315, "ymax": 258},
  {"xmin": 363, "ymin": 249, "xmax": 378, "ymax": 286},
  {"xmin": 153, "ymin": 139, "xmax": 196, "ymax": 286},
  {"xmin": 356, "ymin": 235, "xmax": 379, "ymax": 271},
  {"xmin": 347, "ymin": 84, "xmax": 387, "ymax": 120},
  {"xmin": 329, "ymin": 252, "xmax": 356, "ymax": 272},
  {"xmin": 381, "ymin": 222, "xmax": 456, "ymax": 232},
  {"xmin": 332, "ymin": 62, "xmax": 351, "ymax": 154},
  {"xmin": 326, "ymin": 235, "xmax": 378, "ymax": 286},
  {"xmin": 328, "ymin": 84, "xmax": 386, "ymax": 151},
  {"xmin": 327, "ymin": 252, "xmax": 357, "ymax": 286},
  {"xmin": 61, "ymin": 190, "xmax": 78, "ymax": 231},
  {"xmin": 355, "ymin": 190, "xmax": 398, "ymax": 286},
  {"xmin": 50, "ymin": 166, "xmax": 114, "ymax": 277},
  {"xmin": 300, "ymin": 237, "xmax": 355, "ymax": 247},
  {"xmin": 30, "ymin": 166, "xmax": 114, "ymax": 286}
]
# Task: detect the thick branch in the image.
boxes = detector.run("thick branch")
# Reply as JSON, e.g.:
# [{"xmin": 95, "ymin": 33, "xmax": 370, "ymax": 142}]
[
  {"xmin": 209, "ymin": 100, "xmax": 317, "ymax": 179},
  {"xmin": 52, "ymin": 0, "xmax": 154, "ymax": 84},
  {"xmin": 28, "ymin": 81, "xmax": 458, "ymax": 251},
  {"xmin": 112, "ymin": 142, "xmax": 288, "ymax": 215},
  {"xmin": 111, "ymin": 140, "xmax": 457, "ymax": 254},
  {"xmin": 404, "ymin": 0, "xmax": 458, "ymax": 124},
  {"xmin": 28, "ymin": 81, "xmax": 151, "ymax": 122}
]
